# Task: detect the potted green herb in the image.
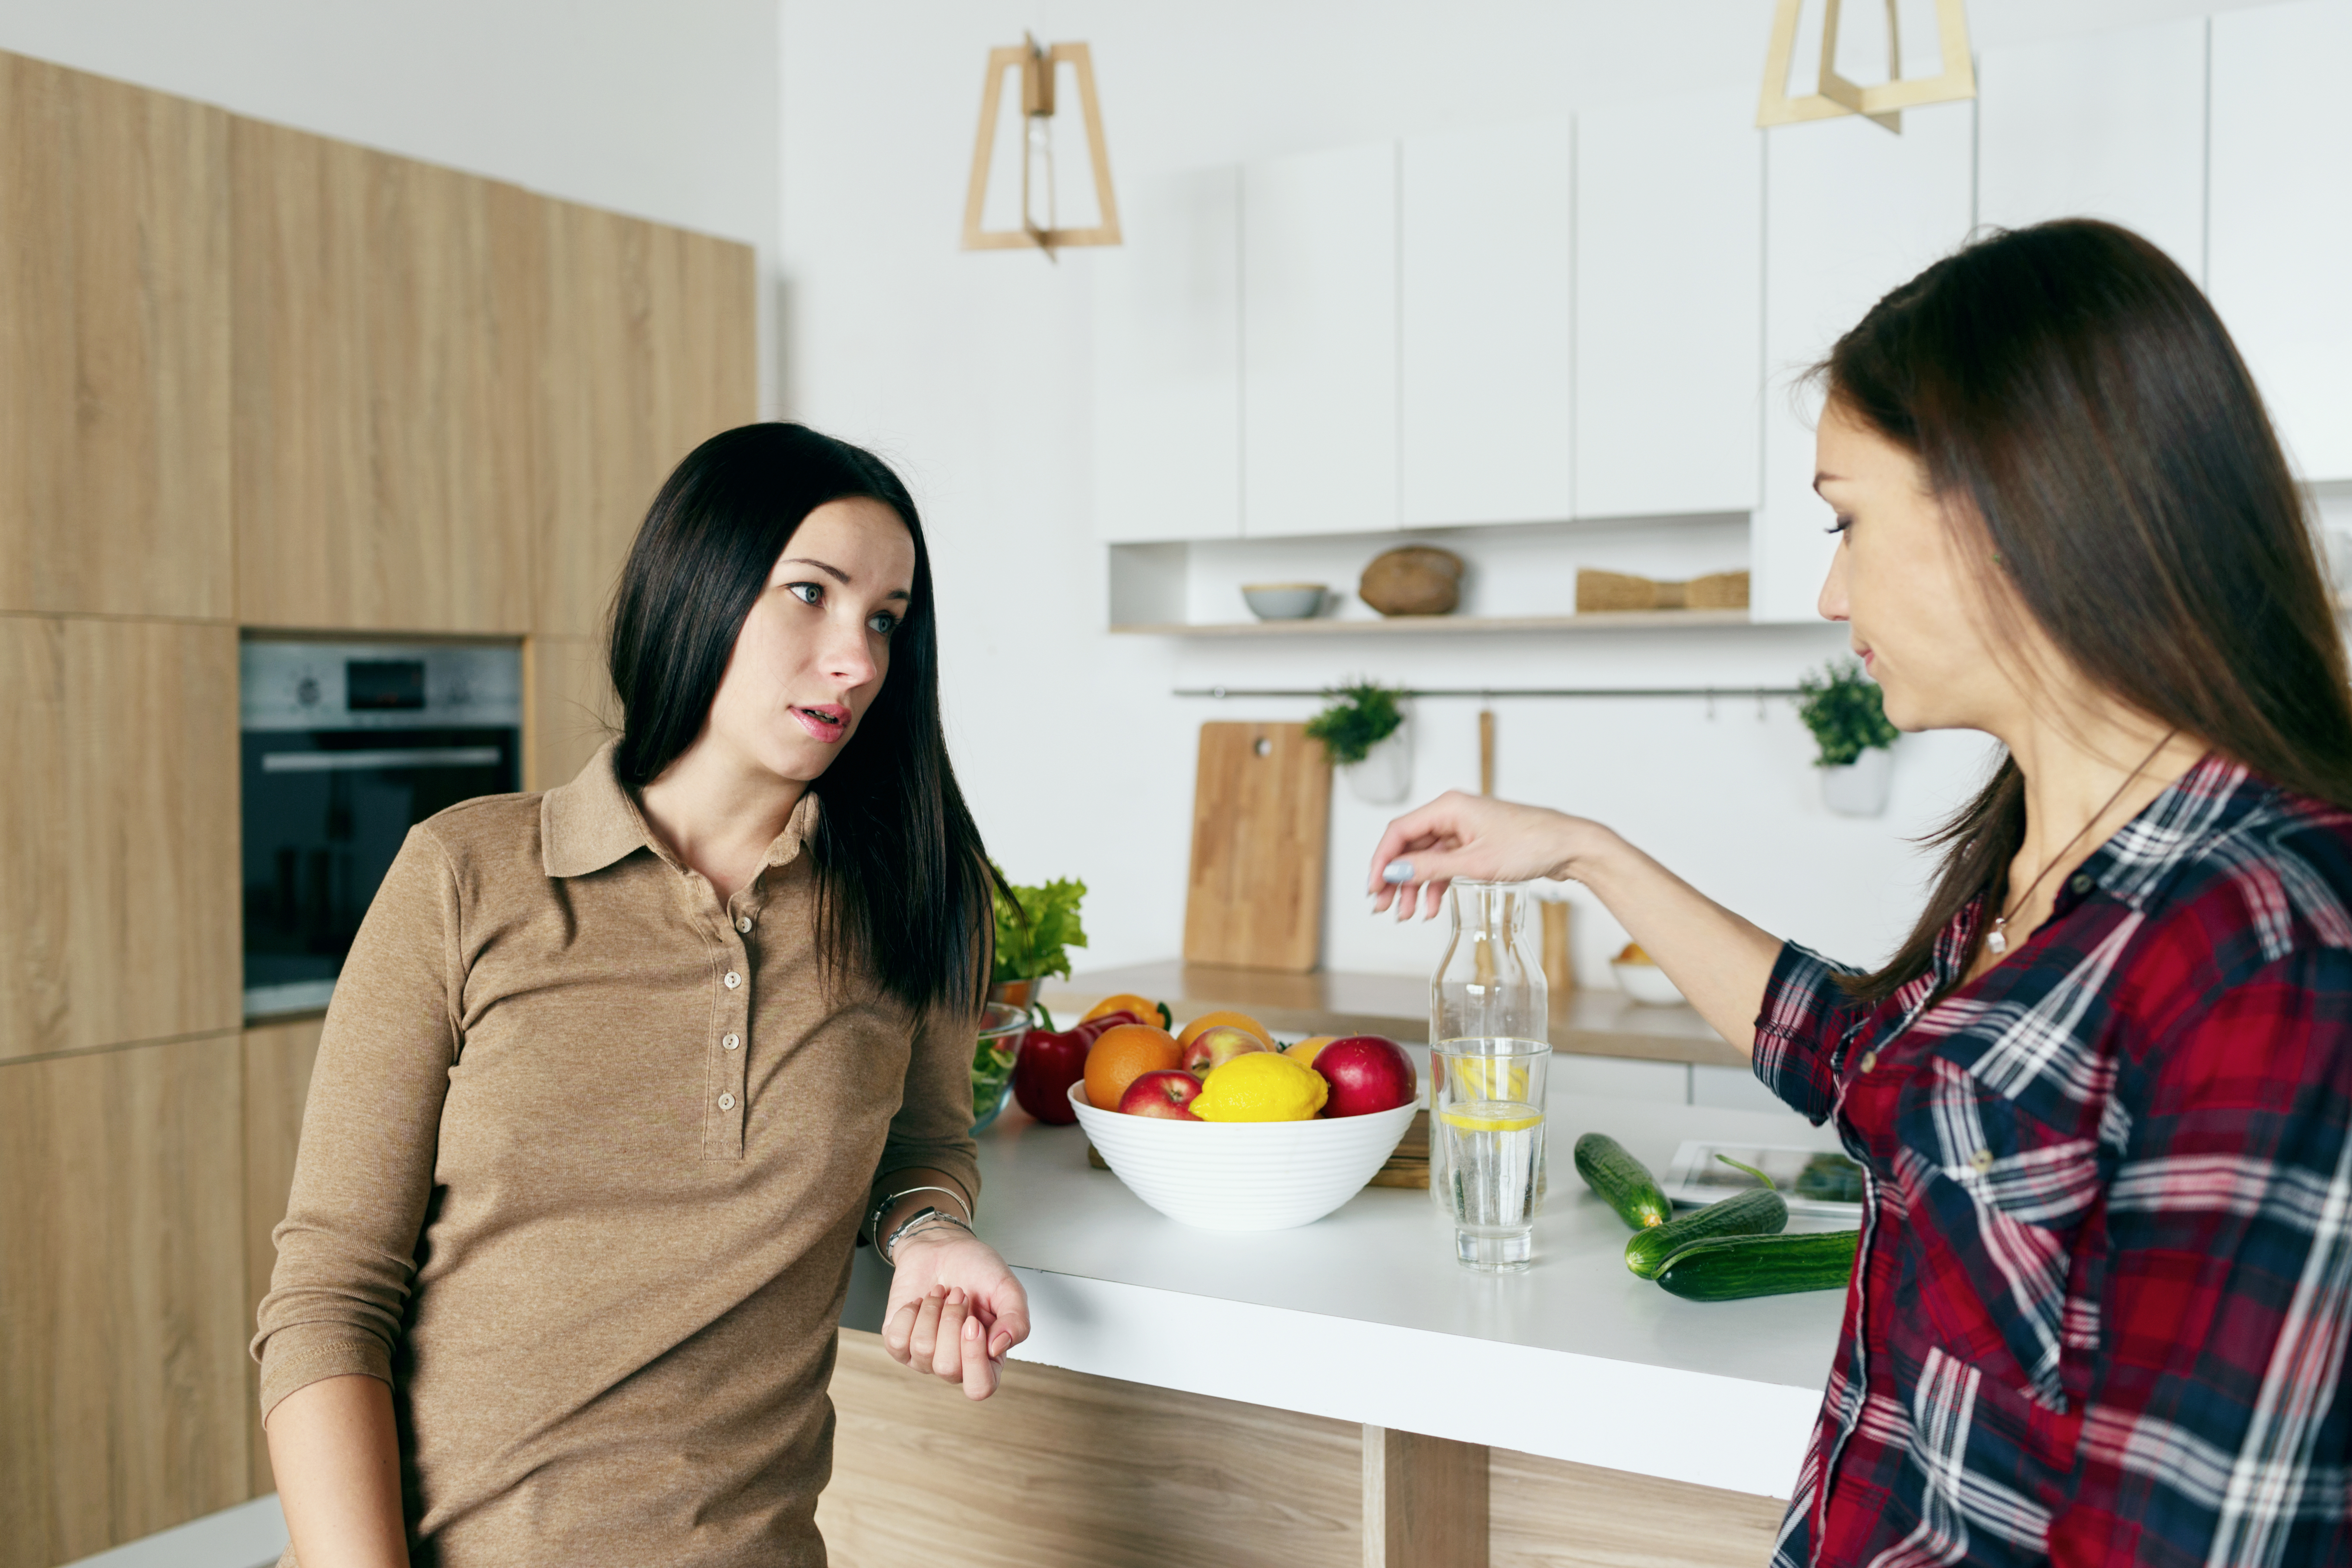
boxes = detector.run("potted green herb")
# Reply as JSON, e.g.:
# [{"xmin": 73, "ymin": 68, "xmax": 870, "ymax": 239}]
[
  {"xmin": 1306, "ymin": 681, "xmax": 1412, "ymax": 804},
  {"xmin": 1794, "ymin": 659, "xmax": 1900, "ymax": 817},
  {"xmin": 990, "ymin": 869, "xmax": 1087, "ymax": 1015}
]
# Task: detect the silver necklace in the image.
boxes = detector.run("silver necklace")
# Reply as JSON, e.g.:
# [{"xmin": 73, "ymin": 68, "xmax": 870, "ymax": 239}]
[{"xmin": 1985, "ymin": 731, "xmax": 2175, "ymax": 958}]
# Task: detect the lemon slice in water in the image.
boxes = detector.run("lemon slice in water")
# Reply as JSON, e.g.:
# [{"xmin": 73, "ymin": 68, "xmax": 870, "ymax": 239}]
[{"xmin": 1438, "ymin": 1100, "xmax": 1545, "ymax": 1133}]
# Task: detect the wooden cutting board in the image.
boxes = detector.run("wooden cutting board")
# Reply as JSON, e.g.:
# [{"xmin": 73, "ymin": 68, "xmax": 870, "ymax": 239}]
[{"xmin": 1182, "ymin": 721, "xmax": 1331, "ymax": 973}]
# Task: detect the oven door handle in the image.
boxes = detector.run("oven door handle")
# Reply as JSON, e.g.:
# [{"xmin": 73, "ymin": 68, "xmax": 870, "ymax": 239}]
[{"xmin": 259, "ymin": 746, "xmax": 505, "ymax": 774}]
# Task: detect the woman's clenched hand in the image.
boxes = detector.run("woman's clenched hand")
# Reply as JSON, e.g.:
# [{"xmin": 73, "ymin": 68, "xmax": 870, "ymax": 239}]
[{"xmin": 881, "ymin": 1231, "xmax": 1031, "ymax": 1400}]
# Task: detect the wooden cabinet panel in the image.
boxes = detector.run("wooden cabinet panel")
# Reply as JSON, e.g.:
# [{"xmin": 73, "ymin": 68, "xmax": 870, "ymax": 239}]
[
  {"xmin": 0, "ymin": 617, "xmax": 238, "ymax": 1062},
  {"xmin": 1978, "ymin": 19, "xmax": 2207, "ymax": 283},
  {"xmin": 232, "ymin": 117, "xmax": 539, "ymax": 632},
  {"xmin": 1753, "ymin": 108, "xmax": 1974, "ymax": 622},
  {"xmin": 1488, "ymin": 1446, "xmax": 1783, "ymax": 1568},
  {"xmin": 526, "ymin": 633, "xmax": 620, "ymax": 792},
  {"xmin": 2212, "ymin": 0, "xmax": 2352, "ymax": 482},
  {"xmin": 1400, "ymin": 120, "xmax": 1574, "ymax": 529},
  {"xmin": 535, "ymin": 200, "xmax": 758, "ymax": 637},
  {"xmin": 242, "ymin": 1015, "xmax": 325, "ymax": 1499},
  {"xmin": 1575, "ymin": 89, "xmax": 1763, "ymax": 522},
  {"xmin": 1092, "ymin": 167, "xmax": 1244, "ymax": 543},
  {"xmin": 1241, "ymin": 142, "xmax": 1399, "ymax": 537},
  {"xmin": 0, "ymin": 1033, "xmax": 250, "ymax": 1568},
  {"xmin": 0, "ymin": 51, "xmax": 231, "ymax": 620},
  {"xmin": 820, "ymin": 1328, "xmax": 1361, "ymax": 1567}
]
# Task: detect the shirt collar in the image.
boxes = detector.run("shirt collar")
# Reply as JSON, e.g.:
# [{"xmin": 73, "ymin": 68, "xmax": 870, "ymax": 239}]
[
  {"xmin": 540, "ymin": 740, "xmax": 822, "ymax": 879},
  {"xmin": 2073, "ymin": 749, "xmax": 2261, "ymax": 913}
]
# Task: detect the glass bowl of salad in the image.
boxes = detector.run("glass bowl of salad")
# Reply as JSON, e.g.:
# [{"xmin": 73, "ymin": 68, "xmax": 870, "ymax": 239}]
[{"xmin": 970, "ymin": 1002, "xmax": 1031, "ymax": 1134}]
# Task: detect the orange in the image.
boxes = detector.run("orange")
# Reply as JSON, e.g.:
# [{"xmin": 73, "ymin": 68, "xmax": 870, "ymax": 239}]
[
  {"xmin": 1175, "ymin": 1009, "xmax": 1274, "ymax": 1051},
  {"xmin": 1084, "ymin": 1023, "xmax": 1182, "ymax": 1111},
  {"xmin": 1084, "ymin": 993, "xmax": 1162, "ymax": 1026},
  {"xmin": 1284, "ymin": 1036, "xmax": 1338, "ymax": 1071}
]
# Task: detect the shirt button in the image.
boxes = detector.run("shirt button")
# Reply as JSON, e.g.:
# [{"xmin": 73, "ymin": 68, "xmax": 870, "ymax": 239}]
[
  {"xmin": 2069, "ymin": 873, "xmax": 2095, "ymax": 895},
  {"xmin": 718, "ymin": 1093, "xmax": 735, "ymax": 1110},
  {"xmin": 724, "ymin": 972, "xmax": 741, "ymax": 989},
  {"xmin": 737, "ymin": 915, "xmax": 753, "ymax": 933},
  {"xmin": 1972, "ymin": 1148, "xmax": 1995, "ymax": 1172},
  {"xmin": 1858, "ymin": 1050, "xmax": 1878, "ymax": 1074},
  {"xmin": 723, "ymin": 1034, "xmax": 740, "ymax": 1051}
]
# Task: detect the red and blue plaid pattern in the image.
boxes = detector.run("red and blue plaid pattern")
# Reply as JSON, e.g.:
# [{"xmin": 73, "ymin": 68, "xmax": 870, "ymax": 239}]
[{"xmin": 1754, "ymin": 754, "xmax": 2352, "ymax": 1567}]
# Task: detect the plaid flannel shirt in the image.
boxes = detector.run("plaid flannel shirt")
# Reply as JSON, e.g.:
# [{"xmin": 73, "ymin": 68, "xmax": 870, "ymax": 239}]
[{"xmin": 1753, "ymin": 754, "xmax": 2352, "ymax": 1568}]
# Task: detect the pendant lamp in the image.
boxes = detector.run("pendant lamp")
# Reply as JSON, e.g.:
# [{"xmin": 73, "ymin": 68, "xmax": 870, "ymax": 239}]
[
  {"xmin": 962, "ymin": 34, "xmax": 1121, "ymax": 256},
  {"xmin": 1757, "ymin": 0, "xmax": 1976, "ymax": 134}
]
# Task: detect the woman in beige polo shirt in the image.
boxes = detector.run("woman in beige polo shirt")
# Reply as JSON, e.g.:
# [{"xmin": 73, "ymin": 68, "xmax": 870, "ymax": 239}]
[{"xmin": 253, "ymin": 424, "xmax": 1030, "ymax": 1566}]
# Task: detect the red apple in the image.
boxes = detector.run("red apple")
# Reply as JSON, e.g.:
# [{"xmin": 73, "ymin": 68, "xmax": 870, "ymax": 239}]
[
  {"xmin": 1118, "ymin": 1069, "xmax": 1204, "ymax": 1119},
  {"xmin": 1012, "ymin": 1025, "xmax": 1089, "ymax": 1125},
  {"xmin": 1180, "ymin": 1024, "xmax": 1271, "ymax": 1078},
  {"xmin": 1312, "ymin": 1035, "xmax": 1417, "ymax": 1117}
]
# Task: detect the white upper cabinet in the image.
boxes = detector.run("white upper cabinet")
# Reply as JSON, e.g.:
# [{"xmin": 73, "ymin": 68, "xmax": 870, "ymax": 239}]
[
  {"xmin": 1399, "ymin": 120, "xmax": 1574, "ymax": 528},
  {"xmin": 1977, "ymin": 18, "xmax": 2207, "ymax": 282},
  {"xmin": 2212, "ymin": 0, "xmax": 2352, "ymax": 483},
  {"xmin": 1753, "ymin": 107, "xmax": 1975, "ymax": 623},
  {"xmin": 1242, "ymin": 142, "xmax": 1399, "ymax": 536},
  {"xmin": 1092, "ymin": 167, "xmax": 1243, "ymax": 541},
  {"xmin": 1575, "ymin": 89, "xmax": 1763, "ymax": 522}
]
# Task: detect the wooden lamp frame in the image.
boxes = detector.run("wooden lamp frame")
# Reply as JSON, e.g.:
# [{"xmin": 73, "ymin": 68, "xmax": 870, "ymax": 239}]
[
  {"xmin": 962, "ymin": 36, "xmax": 1122, "ymax": 254},
  {"xmin": 1756, "ymin": 0, "xmax": 1976, "ymax": 135}
]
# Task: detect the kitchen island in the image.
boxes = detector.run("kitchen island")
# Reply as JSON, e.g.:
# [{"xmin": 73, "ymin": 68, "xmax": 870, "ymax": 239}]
[{"xmin": 832, "ymin": 1091, "xmax": 1846, "ymax": 1566}]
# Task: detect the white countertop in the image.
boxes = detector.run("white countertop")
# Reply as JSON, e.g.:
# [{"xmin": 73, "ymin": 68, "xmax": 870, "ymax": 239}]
[{"xmin": 843, "ymin": 1093, "xmax": 1847, "ymax": 1498}]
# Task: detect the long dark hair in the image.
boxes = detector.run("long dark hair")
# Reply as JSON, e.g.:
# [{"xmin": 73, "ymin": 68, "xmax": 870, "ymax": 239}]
[
  {"xmin": 1827, "ymin": 219, "xmax": 2352, "ymax": 1002},
  {"xmin": 607, "ymin": 422, "xmax": 999, "ymax": 1016}
]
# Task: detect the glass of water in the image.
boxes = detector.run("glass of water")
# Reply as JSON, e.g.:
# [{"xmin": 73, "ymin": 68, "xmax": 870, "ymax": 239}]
[{"xmin": 1434, "ymin": 1037, "xmax": 1551, "ymax": 1273}]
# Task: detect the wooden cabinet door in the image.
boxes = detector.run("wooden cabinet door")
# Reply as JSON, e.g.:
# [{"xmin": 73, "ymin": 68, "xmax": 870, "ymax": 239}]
[
  {"xmin": 232, "ymin": 117, "xmax": 539, "ymax": 632},
  {"xmin": 1242, "ymin": 143, "xmax": 1398, "ymax": 537},
  {"xmin": 242, "ymin": 1015, "xmax": 326, "ymax": 1499},
  {"xmin": 0, "ymin": 52, "xmax": 230, "ymax": 620},
  {"xmin": 0, "ymin": 617, "xmax": 239, "ymax": 1062},
  {"xmin": 1753, "ymin": 108, "xmax": 1975, "ymax": 623},
  {"xmin": 534, "ymin": 200, "xmax": 758, "ymax": 639},
  {"xmin": 2212, "ymin": 0, "xmax": 2352, "ymax": 483},
  {"xmin": 1400, "ymin": 120, "xmax": 1574, "ymax": 529},
  {"xmin": 1977, "ymin": 19, "xmax": 2207, "ymax": 282},
  {"xmin": 0, "ymin": 1034, "xmax": 250, "ymax": 1568},
  {"xmin": 1574, "ymin": 90, "xmax": 1763, "ymax": 523},
  {"xmin": 1092, "ymin": 167, "xmax": 1244, "ymax": 543}
]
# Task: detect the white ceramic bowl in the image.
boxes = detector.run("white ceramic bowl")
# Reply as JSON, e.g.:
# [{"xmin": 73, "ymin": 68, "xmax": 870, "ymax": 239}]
[
  {"xmin": 1612, "ymin": 960, "xmax": 1686, "ymax": 1006},
  {"xmin": 1069, "ymin": 1083, "xmax": 1415, "ymax": 1230},
  {"xmin": 1241, "ymin": 582, "xmax": 1328, "ymax": 620}
]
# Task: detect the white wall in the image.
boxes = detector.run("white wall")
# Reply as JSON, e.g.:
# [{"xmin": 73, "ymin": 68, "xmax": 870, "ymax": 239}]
[
  {"xmin": 0, "ymin": 0, "xmax": 783, "ymax": 412},
  {"xmin": 779, "ymin": 0, "xmax": 2294, "ymax": 984}
]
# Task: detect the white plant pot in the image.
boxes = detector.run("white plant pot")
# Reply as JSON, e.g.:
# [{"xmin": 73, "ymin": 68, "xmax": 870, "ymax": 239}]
[
  {"xmin": 1819, "ymin": 747, "xmax": 1894, "ymax": 818},
  {"xmin": 1344, "ymin": 721, "xmax": 1413, "ymax": 805}
]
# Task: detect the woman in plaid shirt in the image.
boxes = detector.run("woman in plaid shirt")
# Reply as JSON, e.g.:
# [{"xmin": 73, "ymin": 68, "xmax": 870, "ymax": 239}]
[{"xmin": 1372, "ymin": 219, "xmax": 2352, "ymax": 1568}]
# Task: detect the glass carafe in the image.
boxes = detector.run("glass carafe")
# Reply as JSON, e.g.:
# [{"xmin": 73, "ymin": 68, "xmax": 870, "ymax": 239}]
[{"xmin": 1429, "ymin": 880, "xmax": 1549, "ymax": 1217}]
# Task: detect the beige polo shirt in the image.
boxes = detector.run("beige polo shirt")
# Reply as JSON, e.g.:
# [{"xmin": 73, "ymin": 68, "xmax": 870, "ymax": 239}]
[{"xmin": 253, "ymin": 741, "xmax": 981, "ymax": 1566}]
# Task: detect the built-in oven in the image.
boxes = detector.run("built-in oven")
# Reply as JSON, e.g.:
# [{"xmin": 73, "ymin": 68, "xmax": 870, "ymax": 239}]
[{"xmin": 241, "ymin": 639, "xmax": 522, "ymax": 1020}]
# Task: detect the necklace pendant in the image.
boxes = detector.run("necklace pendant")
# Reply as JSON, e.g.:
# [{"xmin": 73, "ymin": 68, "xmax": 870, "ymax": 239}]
[{"xmin": 1987, "ymin": 926, "xmax": 2008, "ymax": 956}]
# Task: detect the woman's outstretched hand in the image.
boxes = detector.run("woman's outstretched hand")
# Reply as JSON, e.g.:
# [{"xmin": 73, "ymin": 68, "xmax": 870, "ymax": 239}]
[
  {"xmin": 1367, "ymin": 790, "xmax": 1600, "ymax": 920},
  {"xmin": 881, "ymin": 1231, "xmax": 1031, "ymax": 1400}
]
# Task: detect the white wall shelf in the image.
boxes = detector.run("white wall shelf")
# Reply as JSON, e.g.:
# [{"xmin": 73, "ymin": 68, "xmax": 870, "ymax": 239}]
[{"xmin": 1112, "ymin": 610, "xmax": 1751, "ymax": 636}]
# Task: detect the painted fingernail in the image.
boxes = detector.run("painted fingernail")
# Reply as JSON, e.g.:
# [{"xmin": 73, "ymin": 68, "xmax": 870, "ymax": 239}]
[
  {"xmin": 1382, "ymin": 860, "xmax": 1412, "ymax": 884},
  {"xmin": 991, "ymin": 1332, "xmax": 1012, "ymax": 1357}
]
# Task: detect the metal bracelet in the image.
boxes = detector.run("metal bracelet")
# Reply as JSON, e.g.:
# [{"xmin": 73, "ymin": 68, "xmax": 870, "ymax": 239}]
[
  {"xmin": 866, "ymin": 1182, "xmax": 972, "ymax": 1246},
  {"xmin": 882, "ymin": 1208, "xmax": 975, "ymax": 1267}
]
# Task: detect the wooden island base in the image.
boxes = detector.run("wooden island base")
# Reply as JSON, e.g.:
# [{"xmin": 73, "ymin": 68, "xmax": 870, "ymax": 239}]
[{"xmin": 821, "ymin": 1329, "xmax": 1783, "ymax": 1568}]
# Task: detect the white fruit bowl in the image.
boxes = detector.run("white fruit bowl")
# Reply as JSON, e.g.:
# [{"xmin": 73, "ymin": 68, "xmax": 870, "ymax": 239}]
[
  {"xmin": 1069, "ymin": 1083, "xmax": 1416, "ymax": 1231},
  {"xmin": 1612, "ymin": 960, "xmax": 1686, "ymax": 1006}
]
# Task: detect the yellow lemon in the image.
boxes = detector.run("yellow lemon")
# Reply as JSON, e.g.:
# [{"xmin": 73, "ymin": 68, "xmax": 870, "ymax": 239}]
[
  {"xmin": 1192, "ymin": 1051, "xmax": 1329, "ymax": 1122},
  {"xmin": 1437, "ymin": 1100, "xmax": 1545, "ymax": 1133}
]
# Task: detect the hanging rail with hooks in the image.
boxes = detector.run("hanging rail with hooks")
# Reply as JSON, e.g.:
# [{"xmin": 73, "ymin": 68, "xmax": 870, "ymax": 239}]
[{"xmin": 1172, "ymin": 684, "xmax": 1805, "ymax": 718}]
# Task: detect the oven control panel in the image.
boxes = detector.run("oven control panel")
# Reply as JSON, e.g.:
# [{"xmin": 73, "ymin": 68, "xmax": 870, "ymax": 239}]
[{"xmin": 241, "ymin": 640, "xmax": 523, "ymax": 732}]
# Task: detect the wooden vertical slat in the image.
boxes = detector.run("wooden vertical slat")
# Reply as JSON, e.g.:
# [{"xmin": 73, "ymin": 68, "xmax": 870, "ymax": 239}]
[
  {"xmin": 0, "ymin": 52, "xmax": 232, "ymax": 620},
  {"xmin": 0, "ymin": 617, "xmax": 240, "ymax": 1062},
  {"xmin": 0, "ymin": 1034, "xmax": 251, "ymax": 1568},
  {"xmin": 231, "ymin": 118, "xmax": 538, "ymax": 632},
  {"xmin": 1363, "ymin": 1426, "xmax": 1488, "ymax": 1568},
  {"xmin": 533, "ymin": 200, "xmax": 757, "ymax": 639},
  {"xmin": 1488, "ymin": 1446, "xmax": 1786, "ymax": 1568}
]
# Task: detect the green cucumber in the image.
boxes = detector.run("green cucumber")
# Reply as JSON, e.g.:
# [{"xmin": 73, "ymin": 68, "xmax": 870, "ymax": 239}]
[
  {"xmin": 1624, "ymin": 1189, "xmax": 1789, "ymax": 1278},
  {"xmin": 1573, "ymin": 1133, "xmax": 1672, "ymax": 1231},
  {"xmin": 1654, "ymin": 1230, "xmax": 1861, "ymax": 1302}
]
